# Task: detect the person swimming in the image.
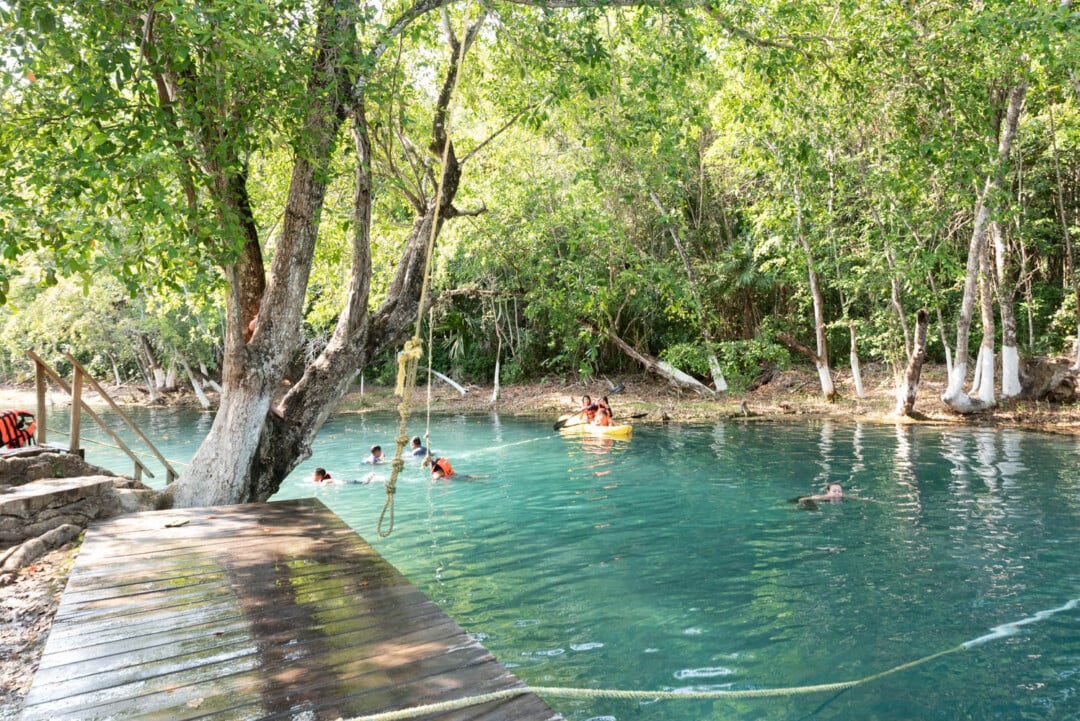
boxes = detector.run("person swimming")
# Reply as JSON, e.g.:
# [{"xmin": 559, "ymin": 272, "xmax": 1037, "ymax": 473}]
[
  {"xmin": 409, "ymin": 436, "xmax": 428, "ymax": 457},
  {"xmin": 793, "ymin": 482, "xmax": 875, "ymax": 507},
  {"xmin": 423, "ymin": 455, "xmax": 455, "ymax": 481},
  {"xmin": 797, "ymin": 482, "xmax": 845, "ymax": 503},
  {"xmin": 361, "ymin": 445, "xmax": 385, "ymax": 465}
]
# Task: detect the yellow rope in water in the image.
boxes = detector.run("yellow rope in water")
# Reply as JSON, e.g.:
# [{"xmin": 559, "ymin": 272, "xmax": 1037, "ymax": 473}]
[
  {"xmin": 337, "ymin": 645, "xmax": 964, "ymax": 721},
  {"xmin": 377, "ymin": 16, "xmax": 470, "ymax": 538}
]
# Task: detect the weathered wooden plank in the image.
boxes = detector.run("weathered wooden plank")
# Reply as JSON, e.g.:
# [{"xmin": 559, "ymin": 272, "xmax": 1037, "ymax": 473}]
[{"xmin": 21, "ymin": 498, "xmax": 561, "ymax": 721}]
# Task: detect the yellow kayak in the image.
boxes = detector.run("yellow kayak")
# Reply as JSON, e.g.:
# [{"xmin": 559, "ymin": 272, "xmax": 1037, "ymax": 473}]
[{"xmin": 555, "ymin": 416, "xmax": 632, "ymax": 439}]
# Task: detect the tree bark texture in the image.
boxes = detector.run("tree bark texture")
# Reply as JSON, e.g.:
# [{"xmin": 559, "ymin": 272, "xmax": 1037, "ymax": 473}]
[
  {"xmin": 896, "ymin": 309, "xmax": 929, "ymax": 416},
  {"xmin": 175, "ymin": 14, "xmax": 478, "ymax": 505}
]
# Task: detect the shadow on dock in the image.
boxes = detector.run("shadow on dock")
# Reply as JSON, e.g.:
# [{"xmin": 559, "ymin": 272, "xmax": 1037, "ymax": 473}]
[{"xmin": 21, "ymin": 498, "xmax": 561, "ymax": 721}]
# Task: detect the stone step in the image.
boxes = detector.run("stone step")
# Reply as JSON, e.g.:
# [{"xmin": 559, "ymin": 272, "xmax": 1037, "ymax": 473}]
[{"xmin": 0, "ymin": 476, "xmax": 116, "ymax": 545}]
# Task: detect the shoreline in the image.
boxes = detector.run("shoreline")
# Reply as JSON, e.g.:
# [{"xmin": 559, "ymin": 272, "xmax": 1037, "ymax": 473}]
[{"xmin": 5, "ymin": 362, "xmax": 1080, "ymax": 434}]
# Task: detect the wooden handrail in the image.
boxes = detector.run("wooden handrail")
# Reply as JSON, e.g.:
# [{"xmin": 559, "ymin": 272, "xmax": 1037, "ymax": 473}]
[
  {"xmin": 64, "ymin": 353, "xmax": 180, "ymax": 484},
  {"xmin": 25, "ymin": 351, "xmax": 160, "ymax": 483}
]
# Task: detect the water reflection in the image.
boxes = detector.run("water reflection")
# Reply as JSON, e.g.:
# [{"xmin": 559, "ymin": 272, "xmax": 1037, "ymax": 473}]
[{"xmin": 35, "ymin": 409, "xmax": 1080, "ymax": 720}]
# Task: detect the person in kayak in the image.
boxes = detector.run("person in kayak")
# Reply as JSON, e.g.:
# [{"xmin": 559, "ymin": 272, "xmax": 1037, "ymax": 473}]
[
  {"xmin": 578, "ymin": 395, "xmax": 598, "ymax": 423},
  {"xmin": 592, "ymin": 397, "xmax": 612, "ymax": 426}
]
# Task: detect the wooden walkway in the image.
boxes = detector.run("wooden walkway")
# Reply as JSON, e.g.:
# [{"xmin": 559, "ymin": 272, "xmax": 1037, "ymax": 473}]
[{"xmin": 21, "ymin": 498, "xmax": 561, "ymax": 721}]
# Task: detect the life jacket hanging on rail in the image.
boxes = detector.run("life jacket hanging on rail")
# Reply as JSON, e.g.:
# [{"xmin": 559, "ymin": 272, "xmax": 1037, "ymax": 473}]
[{"xmin": 0, "ymin": 410, "xmax": 36, "ymax": 449}]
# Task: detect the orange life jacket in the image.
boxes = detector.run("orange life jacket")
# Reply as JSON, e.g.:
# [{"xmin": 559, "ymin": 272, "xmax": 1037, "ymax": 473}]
[
  {"xmin": 432, "ymin": 457, "xmax": 455, "ymax": 477},
  {"xmin": 0, "ymin": 410, "xmax": 36, "ymax": 449}
]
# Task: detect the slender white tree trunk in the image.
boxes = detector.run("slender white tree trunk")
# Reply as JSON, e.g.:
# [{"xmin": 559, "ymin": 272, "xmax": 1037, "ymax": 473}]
[
  {"xmin": 943, "ymin": 80, "xmax": 1026, "ymax": 413},
  {"xmin": 849, "ymin": 325, "xmax": 865, "ymax": 399},
  {"xmin": 180, "ymin": 357, "xmax": 212, "ymax": 410},
  {"xmin": 795, "ymin": 185, "xmax": 834, "ymax": 401},
  {"xmin": 992, "ymin": 219, "xmax": 1021, "ymax": 398},
  {"xmin": 490, "ymin": 334, "xmax": 501, "ymax": 404}
]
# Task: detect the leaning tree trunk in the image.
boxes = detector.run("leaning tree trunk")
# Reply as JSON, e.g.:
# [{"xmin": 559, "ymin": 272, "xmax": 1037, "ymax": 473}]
[
  {"xmin": 794, "ymin": 185, "xmax": 835, "ymax": 401},
  {"xmin": 180, "ymin": 357, "xmax": 212, "ymax": 410},
  {"xmin": 896, "ymin": 309, "xmax": 929, "ymax": 416},
  {"xmin": 647, "ymin": 189, "xmax": 727, "ymax": 392},
  {"xmin": 943, "ymin": 80, "xmax": 1026, "ymax": 413},
  {"xmin": 849, "ymin": 324, "xmax": 865, "ymax": 399},
  {"xmin": 597, "ymin": 325, "xmax": 715, "ymax": 395}
]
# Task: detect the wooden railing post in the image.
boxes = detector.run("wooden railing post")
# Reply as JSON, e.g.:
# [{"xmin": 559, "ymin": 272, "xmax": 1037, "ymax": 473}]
[
  {"xmin": 35, "ymin": 360, "xmax": 46, "ymax": 446},
  {"xmin": 70, "ymin": 366, "xmax": 83, "ymax": 454}
]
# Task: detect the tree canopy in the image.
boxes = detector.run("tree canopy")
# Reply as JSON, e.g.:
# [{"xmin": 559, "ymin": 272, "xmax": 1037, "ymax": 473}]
[{"xmin": 1, "ymin": 0, "xmax": 1079, "ymax": 501}]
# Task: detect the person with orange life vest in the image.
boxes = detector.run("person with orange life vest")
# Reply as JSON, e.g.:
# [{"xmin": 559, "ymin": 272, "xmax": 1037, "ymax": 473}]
[
  {"xmin": 422, "ymin": 455, "xmax": 455, "ymax": 481},
  {"xmin": 0, "ymin": 410, "xmax": 36, "ymax": 449},
  {"xmin": 577, "ymin": 395, "xmax": 599, "ymax": 423},
  {"xmin": 590, "ymin": 396, "xmax": 614, "ymax": 426}
]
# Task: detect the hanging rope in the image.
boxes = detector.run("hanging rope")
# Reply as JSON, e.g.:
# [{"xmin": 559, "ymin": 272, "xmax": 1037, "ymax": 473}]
[
  {"xmin": 337, "ymin": 644, "xmax": 964, "ymax": 721},
  {"xmin": 424, "ymin": 304, "xmax": 434, "ymax": 455},
  {"xmin": 377, "ymin": 14, "xmax": 471, "ymax": 538}
]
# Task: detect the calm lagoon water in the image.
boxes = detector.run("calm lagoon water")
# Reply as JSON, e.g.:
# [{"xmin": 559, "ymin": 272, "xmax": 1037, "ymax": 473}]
[{"xmin": 57, "ymin": 407, "xmax": 1080, "ymax": 720}]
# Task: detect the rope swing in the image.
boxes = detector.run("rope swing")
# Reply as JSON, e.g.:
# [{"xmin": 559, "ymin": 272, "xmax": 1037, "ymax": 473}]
[{"xmin": 377, "ymin": 13, "xmax": 471, "ymax": 538}]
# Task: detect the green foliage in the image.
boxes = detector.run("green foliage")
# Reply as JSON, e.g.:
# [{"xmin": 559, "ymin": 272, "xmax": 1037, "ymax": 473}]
[{"xmin": 2, "ymin": 0, "xmax": 1080, "ymax": 394}]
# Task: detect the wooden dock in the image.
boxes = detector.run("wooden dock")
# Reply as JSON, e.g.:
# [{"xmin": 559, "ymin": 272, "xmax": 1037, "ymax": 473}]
[{"xmin": 21, "ymin": 498, "xmax": 561, "ymax": 721}]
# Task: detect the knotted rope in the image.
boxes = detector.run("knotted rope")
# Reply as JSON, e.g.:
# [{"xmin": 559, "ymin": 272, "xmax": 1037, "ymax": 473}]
[{"xmin": 377, "ymin": 15, "xmax": 470, "ymax": 537}]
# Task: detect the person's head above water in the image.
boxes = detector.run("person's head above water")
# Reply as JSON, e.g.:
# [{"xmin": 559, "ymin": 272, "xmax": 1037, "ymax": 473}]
[
  {"xmin": 826, "ymin": 482, "xmax": 843, "ymax": 498},
  {"xmin": 411, "ymin": 436, "xmax": 422, "ymax": 449},
  {"xmin": 314, "ymin": 467, "xmax": 330, "ymax": 482},
  {"xmin": 370, "ymin": 445, "xmax": 382, "ymax": 457}
]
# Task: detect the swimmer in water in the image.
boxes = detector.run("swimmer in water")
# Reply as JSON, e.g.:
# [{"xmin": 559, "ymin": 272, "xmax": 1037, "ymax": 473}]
[
  {"xmin": 313, "ymin": 467, "xmax": 334, "ymax": 483},
  {"xmin": 798, "ymin": 482, "xmax": 845, "ymax": 503},
  {"xmin": 361, "ymin": 445, "xmax": 385, "ymax": 465},
  {"xmin": 793, "ymin": 482, "xmax": 875, "ymax": 507}
]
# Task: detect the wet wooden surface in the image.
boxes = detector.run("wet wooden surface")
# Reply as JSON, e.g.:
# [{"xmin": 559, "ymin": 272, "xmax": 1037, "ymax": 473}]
[{"xmin": 21, "ymin": 498, "xmax": 561, "ymax": 721}]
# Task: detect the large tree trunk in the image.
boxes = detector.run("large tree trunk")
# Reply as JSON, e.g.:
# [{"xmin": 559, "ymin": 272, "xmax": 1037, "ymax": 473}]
[
  {"xmin": 171, "ymin": 3, "xmax": 357, "ymax": 507},
  {"xmin": 896, "ymin": 309, "xmax": 929, "ymax": 416},
  {"xmin": 172, "ymin": 13, "xmax": 483, "ymax": 505},
  {"xmin": 943, "ymin": 81, "xmax": 1026, "ymax": 413}
]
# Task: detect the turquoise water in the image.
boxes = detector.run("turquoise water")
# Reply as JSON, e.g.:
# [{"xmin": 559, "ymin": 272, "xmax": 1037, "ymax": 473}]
[{"xmin": 59, "ymin": 409, "xmax": 1080, "ymax": 720}]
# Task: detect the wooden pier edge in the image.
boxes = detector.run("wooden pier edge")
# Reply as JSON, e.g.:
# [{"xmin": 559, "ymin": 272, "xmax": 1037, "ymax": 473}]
[{"xmin": 21, "ymin": 498, "xmax": 563, "ymax": 721}]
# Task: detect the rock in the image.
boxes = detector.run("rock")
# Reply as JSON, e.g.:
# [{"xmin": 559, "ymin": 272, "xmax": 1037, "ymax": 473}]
[
  {"xmin": 107, "ymin": 487, "xmax": 159, "ymax": 515},
  {"xmin": 0, "ymin": 453, "xmax": 115, "ymax": 487},
  {"xmin": 1, "ymin": 524, "xmax": 80, "ymax": 573},
  {"xmin": 1020, "ymin": 357, "xmax": 1077, "ymax": 402}
]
